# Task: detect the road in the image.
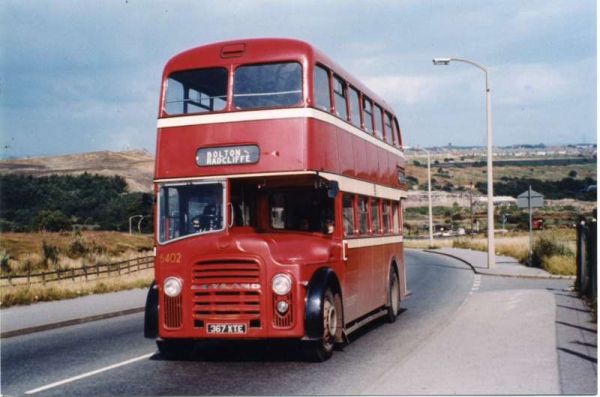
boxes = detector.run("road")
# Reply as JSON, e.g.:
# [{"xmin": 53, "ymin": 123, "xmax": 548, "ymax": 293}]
[{"xmin": 0, "ymin": 250, "xmax": 585, "ymax": 396}]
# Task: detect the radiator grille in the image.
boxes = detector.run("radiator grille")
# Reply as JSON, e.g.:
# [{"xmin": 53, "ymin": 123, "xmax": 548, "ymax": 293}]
[
  {"xmin": 192, "ymin": 260, "xmax": 262, "ymax": 322},
  {"xmin": 163, "ymin": 295, "xmax": 182, "ymax": 328}
]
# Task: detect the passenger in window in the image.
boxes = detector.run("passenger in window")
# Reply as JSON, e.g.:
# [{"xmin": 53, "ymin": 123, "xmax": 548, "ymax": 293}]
[{"xmin": 324, "ymin": 218, "xmax": 334, "ymax": 235}]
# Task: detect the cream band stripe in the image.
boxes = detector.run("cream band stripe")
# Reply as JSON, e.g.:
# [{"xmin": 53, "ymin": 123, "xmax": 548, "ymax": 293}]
[
  {"xmin": 154, "ymin": 171, "xmax": 408, "ymax": 200},
  {"xmin": 344, "ymin": 235, "xmax": 404, "ymax": 249},
  {"xmin": 156, "ymin": 108, "xmax": 405, "ymax": 158}
]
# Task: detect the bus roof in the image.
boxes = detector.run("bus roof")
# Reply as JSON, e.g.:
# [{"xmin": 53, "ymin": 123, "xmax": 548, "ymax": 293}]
[{"xmin": 163, "ymin": 38, "xmax": 395, "ymax": 114}]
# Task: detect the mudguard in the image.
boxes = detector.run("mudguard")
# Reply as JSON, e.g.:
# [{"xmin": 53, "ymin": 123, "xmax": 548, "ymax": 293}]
[
  {"xmin": 304, "ymin": 268, "xmax": 341, "ymax": 340},
  {"xmin": 144, "ymin": 281, "xmax": 158, "ymax": 339}
]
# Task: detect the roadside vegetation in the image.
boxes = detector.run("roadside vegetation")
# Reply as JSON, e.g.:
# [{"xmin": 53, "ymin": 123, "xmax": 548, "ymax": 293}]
[
  {"xmin": 0, "ymin": 231, "xmax": 153, "ymax": 275},
  {"xmin": 0, "ymin": 231, "xmax": 154, "ymax": 307},
  {"xmin": 0, "ymin": 269, "xmax": 153, "ymax": 307},
  {"xmin": 0, "ymin": 173, "xmax": 152, "ymax": 232},
  {"xmin": 406, "ymin": 230, "xmax": 577, "ymax": 275}
]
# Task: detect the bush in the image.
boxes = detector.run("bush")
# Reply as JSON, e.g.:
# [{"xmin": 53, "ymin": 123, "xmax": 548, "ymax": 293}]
[
  {"xmin": 531, "ymin": 234, "xmax": 574, "ymax": 270},
  {"xmin": 41, "ymin": 241, "xmax": 59, "ymax": 269},
  {"xmin": 0, "ymin": 250, "xmax": 11, "ymax": 273},
  {"xmin": 33, "ymin": 210, "xmax": 72, "ymax": 232},
  {"xmin": 68, "ymin": 233, "xmax": 89, "ymax": 258}
]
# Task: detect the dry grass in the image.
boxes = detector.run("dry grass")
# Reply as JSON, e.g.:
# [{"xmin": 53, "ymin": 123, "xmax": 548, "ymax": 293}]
[
  {"xmin": 0, "ymin": 231, "xmax": 152, "ymax": 257},
  {"xmin": 0, "ymin": 231, "xmax": 153, "ymax": 275},
  {"xmin": 0, "ymin": 269, "xmax": 153, "ymax": 308},
  {"xmin": 541, "ymin": 255, "xmax": 576, "ymax": 275},
  {"xmin": 404, "ymin": 239, "xmax": 453, "ymax": 249},
  {"xmin": 453, "ymin": 230, "xmax": 576, "ymax": 275}
]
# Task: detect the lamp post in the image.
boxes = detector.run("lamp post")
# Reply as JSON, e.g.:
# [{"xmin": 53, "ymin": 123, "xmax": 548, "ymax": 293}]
[
  {"xmin": 129, "ymin": 215, "xmax": 144, "ymax": 234},
  {"xmin": 432, "ymin": 57, "xmax": 495, "ymax": 268},
  {"xmin": 407, "ymin": 146, "xmax": 434, "ymax": 248}
]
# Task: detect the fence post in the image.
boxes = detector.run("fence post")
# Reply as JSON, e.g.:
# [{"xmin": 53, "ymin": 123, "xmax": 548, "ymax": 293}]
[
  {"xmin": 588, "ymin": 221, "xmax": 597, "ymax": 298},
  {"xmin": 576, "ymin": 221, "xmax": 585, "ymax": 293},
  {"xmin": 71, "ymin": 268, "xmax": 75, "ymax": 281},
  {"xmin": 84, "ymin": 265, "xmax": 88, "ymax": 281},
  {"xmin": 27, "ymin": 270, "xmax": 31, "ymax": 284}
]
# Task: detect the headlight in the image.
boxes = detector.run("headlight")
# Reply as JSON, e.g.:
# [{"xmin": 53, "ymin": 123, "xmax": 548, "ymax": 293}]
[
  {"xmin": 272, "ymin": 274, "xmax": 292, "ymax": 296},
  {"xmin": 163, "ymin": 277, "xmax": 182, "ymax": 297}
]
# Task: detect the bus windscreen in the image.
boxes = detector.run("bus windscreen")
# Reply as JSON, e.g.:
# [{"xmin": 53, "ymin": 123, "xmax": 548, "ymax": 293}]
[{"xmin": 233, "ymin": 62, "xmax": 302, "ymax": 109}]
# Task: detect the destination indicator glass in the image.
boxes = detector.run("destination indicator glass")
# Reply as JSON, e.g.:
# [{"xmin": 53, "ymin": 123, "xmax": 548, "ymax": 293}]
[{"xmin": 196, "ymin": 145, "xmax": 259, "ymax": 166}]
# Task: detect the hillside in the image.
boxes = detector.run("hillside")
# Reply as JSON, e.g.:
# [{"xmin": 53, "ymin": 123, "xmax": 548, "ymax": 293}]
[{"xmin": 0, "ymin": 150, "xmax": 154, "ymax": 192}]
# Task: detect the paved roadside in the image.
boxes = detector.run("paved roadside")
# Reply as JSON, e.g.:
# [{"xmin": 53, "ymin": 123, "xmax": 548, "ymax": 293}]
[
  {"xmin": 369, "ymin": 288, "xmax": 560, "ymax": 394},
  {"xmin": 0, "ymin": 288, "xmax": 148, "ymax": 337},
  {"xmin": 426, "ymin": 247, "xmax": 575, "ymax": 279},
  {"xmin": 384, "ymin": 248, "xmax": 596, "ymax": 395}
]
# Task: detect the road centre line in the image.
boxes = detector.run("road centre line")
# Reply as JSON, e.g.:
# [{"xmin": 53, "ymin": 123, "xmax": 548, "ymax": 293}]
[{"xmin": 25, "ymin": 352, "xmax": 155, "ymax": 395}]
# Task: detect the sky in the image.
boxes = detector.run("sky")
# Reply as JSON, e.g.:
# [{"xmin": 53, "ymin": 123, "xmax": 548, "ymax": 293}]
[{"xmin": 0, "ymin": 0, "xmax": 596, "ymax": 158}]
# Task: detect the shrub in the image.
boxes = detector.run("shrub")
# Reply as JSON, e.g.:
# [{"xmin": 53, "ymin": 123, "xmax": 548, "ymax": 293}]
[
  {"xmin": 0, "ymin": 250, "xmax": 11, "ymax": 273},
  {"xmin": 531, "ymin": 234, "xmax": 574, "ymax": 270},
  {"xmin": 41, "ymin": 241, "xmax": 59, "ymax": 269},
  {"xmin": 68, "ymin": 233, "xmax": 89, "ymax": 258}
]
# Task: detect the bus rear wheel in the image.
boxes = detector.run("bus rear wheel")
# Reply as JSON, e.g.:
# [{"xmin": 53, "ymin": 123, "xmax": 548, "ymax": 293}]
[
  {"xmin": 386, "ymin": 267, "xmax": 400, "ymax": 323},
  {"xmin": 303, "ymin": 288, "xmax": 340, "ymax": 362}
]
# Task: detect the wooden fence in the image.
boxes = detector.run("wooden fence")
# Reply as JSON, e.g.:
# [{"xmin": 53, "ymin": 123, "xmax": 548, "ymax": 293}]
[{"xmin": 0, "ymin": 256, "xmax": 154, "ymax": 287}]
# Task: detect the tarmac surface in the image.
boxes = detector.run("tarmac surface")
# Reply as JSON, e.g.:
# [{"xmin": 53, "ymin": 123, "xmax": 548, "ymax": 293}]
[{"xmin": 1, "ymin": 248, "xmax": 596, "ymax": 395}]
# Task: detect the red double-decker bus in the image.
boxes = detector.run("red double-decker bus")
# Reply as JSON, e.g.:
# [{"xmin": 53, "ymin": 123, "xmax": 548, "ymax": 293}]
[{"xmin": 144, "ymin": 38, "xmax": 408, "ymax": 361}]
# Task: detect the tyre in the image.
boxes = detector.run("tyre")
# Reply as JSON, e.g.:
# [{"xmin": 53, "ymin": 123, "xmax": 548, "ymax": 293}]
[
  {"xmin": 157, "ymin": 339, "xmax": 195, "ymax": 360},
  {"xmin": 386, "ymin": 267, "xmax": 400, "ymax": 323},
  {"xmin": 303, "ymin": 288, "xmax": 341, "ymax": 362}
]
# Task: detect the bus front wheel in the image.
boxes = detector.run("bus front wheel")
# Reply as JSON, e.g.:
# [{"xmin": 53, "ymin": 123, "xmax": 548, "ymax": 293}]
[{"xmin": 302, "ymin": 288, "xmax": 340, "ymax": 362}]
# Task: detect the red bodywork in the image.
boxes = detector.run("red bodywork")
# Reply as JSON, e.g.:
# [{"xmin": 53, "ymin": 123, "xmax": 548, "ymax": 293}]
[{"xmin": 154, "ymin": 38, "xmax": 407, "ymax": 340}]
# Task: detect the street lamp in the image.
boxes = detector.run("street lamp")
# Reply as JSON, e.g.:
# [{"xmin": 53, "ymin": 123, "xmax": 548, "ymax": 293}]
[
  {"xmin": 129, "ymin": 215, "xmax": 144, "ymax": 234},
  {"xmin": 406, "ymin": 146, "xmax": 434, "ymax": 248},
  {"xmin": 432, "ymin": 57, "xmax": 495, "ymax": 268}
]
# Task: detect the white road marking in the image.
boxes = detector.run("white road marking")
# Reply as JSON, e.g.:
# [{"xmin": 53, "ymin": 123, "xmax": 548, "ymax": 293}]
[
  {"xmin": 471, "ymin": 275, "xmax": 482, "ymax": 293},
  {"xmin": 25, "ymin": 352, "xmax": 155, "ymax": 394}
]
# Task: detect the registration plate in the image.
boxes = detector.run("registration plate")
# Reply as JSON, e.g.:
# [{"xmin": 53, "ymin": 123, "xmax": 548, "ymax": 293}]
[{"xmin": 207, "ymin": 323, "xmax": 247, "ymax": 334}]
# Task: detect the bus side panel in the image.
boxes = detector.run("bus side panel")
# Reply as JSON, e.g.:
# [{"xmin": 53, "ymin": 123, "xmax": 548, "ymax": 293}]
[{"xmin": 343, "ymin": 241, "xmax": 404, "ymax": 322}]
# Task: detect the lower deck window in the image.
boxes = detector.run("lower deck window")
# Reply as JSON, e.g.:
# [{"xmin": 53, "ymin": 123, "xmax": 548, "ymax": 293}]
[{"xmin": 269, "ymin": 188, "xmax": 334, "ymax": 233}]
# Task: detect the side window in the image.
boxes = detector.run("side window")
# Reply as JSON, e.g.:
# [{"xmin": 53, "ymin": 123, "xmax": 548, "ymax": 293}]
[
  {"xmin": 357, "ymin": 196, "xmax": 368, "ymax": 235},
  {"xmin": 382, "ymin": 201, "xmax": 391, "ymax": 234},
  {"xmin": 333, "ymin": 75, "xmax": 348, "ymax": 120},
  {"xmin": 313, "ymin": 66, "xmax": 331, "ymax": 112},
  {"xmin": 370, "ymin": 198, "xmax": 380, "ymax": 234},
  {"xmin": 392, "ymin": 201, "xmax": 399, "ymax": 234},
  {"xmin": 374, "ymin": 105, "xmax": 383, "ymax": 140},
  {"xmin": 384, "ymin": 112, "xmax": 394, "ymax": 144},
  {"xmin": 362, "ymin": 97, "xmax": 373, "ymax": 133},
  {"xmin": 394, "ymin": 117, "xmax": 402, "ymax": 147},
  {"xmin": 398, "ymin": 200, "xmax": 403, "ymax": 234},
  {"xmin": 348, "ymin": 87, "xmax": 361, "ymax": 128},
  {"xmin": 342, "ymin": 194, "xmax": 355, "ymax": 236}
]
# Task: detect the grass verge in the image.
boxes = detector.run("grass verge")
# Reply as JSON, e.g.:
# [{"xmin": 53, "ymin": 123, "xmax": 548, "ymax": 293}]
[{"xmin": 0, "ymin": 269, "xmax": 153, "ymax": 308}]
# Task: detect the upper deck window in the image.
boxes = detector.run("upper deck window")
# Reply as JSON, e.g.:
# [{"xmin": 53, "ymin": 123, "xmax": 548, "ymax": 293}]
[
  {"xmin": 374, "ymin": 105, "xmax": 383, "ymax": 140},
  {"xmin": 313, "ymin": 66, "xmax": 331, "ymax": 111},
  {"xmin": 164, "ymin": 68, "xmax": 227, "ymax": 116},
  {"xmin": 362, "ymin": 97, "xmax": 373, "ymax": 133},
  {"xmin": 333, "ymin": 76, "xmax": 348, "ymax": 120},
  {"xmin": 233, "ymin": 62, "xmax": 302, "ymax": 110},
  {"xmin": 384, "ymin": 112, "xmax": 394, "ymax": 144},
  {"xmin": 348, "ymin": 87, "xmax": 361, "ymax": 128}
]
